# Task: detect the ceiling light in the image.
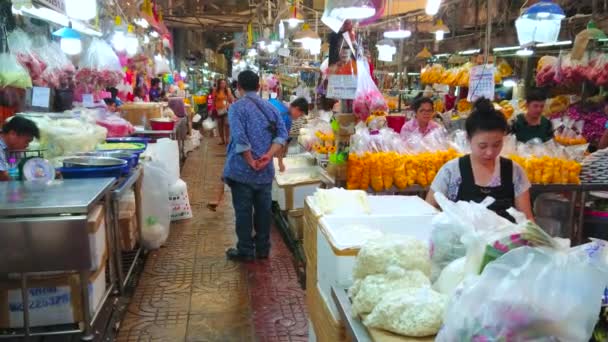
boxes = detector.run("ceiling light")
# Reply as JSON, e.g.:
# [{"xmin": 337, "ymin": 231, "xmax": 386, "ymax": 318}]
[
  {"xmin": 503, "ymin": 79, "xmax": 517, "ymax": 88},
  {"xmin": 286, "ymin": 5, "xmax": 304, "ymax": 28},
  {"xmin": 521, "ymin": 0, "xmax": 565, "ymax": 21},
  {"xmin": 293, "ymin": 24, "xmax": 321, "ymax": 43},
  {"xmin": 459, "ymin": 49, "xmax": 480, "ymax": 55},
  {"xmin": 134, "ymin": 18, "xmax": 149, "ymax": 29},
  {"xmin": 329, "ymin": 0, "xmax": 376, "ymax": 20},
  {"xmin": 426, "ymin": 0, "xmax": 441, "ymax": 15},
  {"xmin": 376, "ymin": 38, "xmax": 396, "ymax": 62},
  {"xmin": 150, "ymin": 31, "xmax": 159, "ymax": 38},
  {"xmin": 53, "ymin": 25, "xmax": 82, "ymax": 55},
  {"xmin": 384, "ymin": 20, "xmax": 411, "ymax": 39},
  {"xmin": 535, "ymin": 40, "xmax": 572, "ymax": 47},
  {"xmin": 407, "ymin": 72, "xmax": 421, "ymax": 76},
  {"xmin": 516, "ymin": 48, "xmax": 534, "ymax": 56},
  {"xmin": 493, "ymin": 46, "xmax": 521, "ymax": 52},
  {"xmin": 431, "ymin": 19, "xmax": 450, "ymax": 41}
]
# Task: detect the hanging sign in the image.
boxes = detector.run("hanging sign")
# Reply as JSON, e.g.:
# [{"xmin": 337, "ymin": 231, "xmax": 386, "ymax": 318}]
[
  {"xmin": 82, "ymin": 94, "xmax": 95, "ymax": 108},
  {"xmin": 34, "ymin": 0, "xmax": 66, "ymax": 14},
  {"xmin": 31, "ymin": 87, "xmax": 51, "ymax": 109},
  {"xmin": 327, "ymin": 74, "xmax": 357, "ymax": 100},
  {"xmin": 467, "ymin": 64, "xmax": 496, "ymax": 102}
]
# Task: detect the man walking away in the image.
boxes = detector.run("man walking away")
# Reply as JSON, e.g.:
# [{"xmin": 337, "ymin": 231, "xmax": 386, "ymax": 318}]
[{"xmin": 223, "ymin": 70, "xmax": 288, "ymax": 261}]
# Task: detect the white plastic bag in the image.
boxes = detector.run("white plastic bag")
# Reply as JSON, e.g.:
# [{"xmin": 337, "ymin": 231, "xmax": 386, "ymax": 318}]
[
  {"xmin": 169, "ymin": 179, "xmax": 192, "ymax": 221},
  {"xmin": 155, "ymin": 138, "xmax": 180, "ymax": 184},
  {"xmin": 202, "ymin": 117, "xmax": 217, "ymax": 132},
  {"xmin": 140, "ymin": 161, "xmax": 171, "ymax": 250},
  {"xmin": 437, "ymin": 241, "xmax": 608, "ymax": 341}
]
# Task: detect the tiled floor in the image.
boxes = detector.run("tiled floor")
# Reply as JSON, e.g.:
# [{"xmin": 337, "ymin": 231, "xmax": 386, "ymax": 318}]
[{"xmin": 117, "ymin": 138, "xmax": 308, "ymax": 342}]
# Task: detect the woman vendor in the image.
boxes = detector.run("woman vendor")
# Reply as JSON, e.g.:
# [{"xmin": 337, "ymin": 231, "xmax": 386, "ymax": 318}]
[
  {"xmin": 400, "ymin": 97, "xmax": 441, "ymax": 138},
  {"xmin": 426, "ymin": 98, "xmax": 534, "ymax": 222}
]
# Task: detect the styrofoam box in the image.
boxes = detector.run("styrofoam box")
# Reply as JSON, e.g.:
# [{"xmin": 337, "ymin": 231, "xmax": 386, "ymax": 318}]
[
  {"xmin": 88, "ymin": 205, "xmax": 107, "ymax": 271},
  {"xmin": 273, "ymin": 167, "xmax": 322, "ymax": 211},
  {"xmin": 3, "ymin": 265, "xmax": 107, "ymax": 328},
  {"xmin": 305, "ymin": 194, "xmax": 438, "ymax": 218},
  {"xmin": 272, "ymin": 153, "xmax": 315, "ymax": 171},
  {"xmin": 317, "ymin": 214, "xmax": 436, "ymax": 321}
]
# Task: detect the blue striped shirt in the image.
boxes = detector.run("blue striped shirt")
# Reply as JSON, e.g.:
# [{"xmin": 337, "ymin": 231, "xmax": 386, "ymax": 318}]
[{"xmin": 223, "ymin": 92, "xmax": 288, "ymax": 184}]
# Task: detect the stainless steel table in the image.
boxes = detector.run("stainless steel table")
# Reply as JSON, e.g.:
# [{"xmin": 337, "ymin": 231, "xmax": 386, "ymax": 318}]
[
  {"xmin": 109, "ymin": 168, "xmax": 144, "ymax": 293},
  {"xmin": 0, "ymin": 178, "xmax": 116, "ymax": 341}
]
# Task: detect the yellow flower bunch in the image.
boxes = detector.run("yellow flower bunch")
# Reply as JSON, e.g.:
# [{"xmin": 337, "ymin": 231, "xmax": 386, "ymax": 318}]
[
  {"xmin": 315, "ymin": 131, "xmax": 335, "ymax": 142},
  {"xmin": 510, "ymin": 155, "xmax": 582, "ymax": 184},
  {"xmin": 193, "ymin": 95, "xmax": 207, "ymax": 105},
  {"xmin": 554, "ymin": 134, "xmax": 587, "ymax": 146},
  {"xmin": 421, "ymin": 64, "xmax": 446, "ymax": 84},
  {"xmin": 498, "ymin": 100, "xmax": 514, "ymax": 120},
  {"xmin": 346, "ymin": 149, "xmax": 461, "ymax": 191}
]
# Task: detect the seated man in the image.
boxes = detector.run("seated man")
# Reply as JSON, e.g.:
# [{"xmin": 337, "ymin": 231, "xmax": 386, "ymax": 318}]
[{"xmin": 0, "ymin": 116, "xmax": 40, "ymax": 181}]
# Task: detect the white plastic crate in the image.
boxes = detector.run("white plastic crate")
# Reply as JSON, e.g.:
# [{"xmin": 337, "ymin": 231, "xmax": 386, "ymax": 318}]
[
  {"xmin": 273, "ymin": 167, "xmax": 322, "ymax": 211},
  {"xmin": 316, "ymin": 214, "xmax": 436, "ymax": 320}
]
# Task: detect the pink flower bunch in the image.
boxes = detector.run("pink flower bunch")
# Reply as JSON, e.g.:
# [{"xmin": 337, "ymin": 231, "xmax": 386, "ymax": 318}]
[
  {"xmin": 567, "ymin": 105, "xmax": 608, "ymax": 143},
  {"xmin": 353, "ymin": 89, "xmax": 388, "ymax": 121}
]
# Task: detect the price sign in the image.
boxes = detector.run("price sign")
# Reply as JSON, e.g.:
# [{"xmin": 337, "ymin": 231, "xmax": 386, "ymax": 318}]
[
  {"xmin": 467, "ymin": 64, "xmax": 496, "ymax": 102},
  {"xmin": 31, "ymin": 87, "xmax": 51, "ymax": 109},
  {"xmin": 327, "ymin": 74, "xmax": 357, "ymax": 100},
  {"xmin": 82, "ymin": 94, "xmax": 95, "ymax": 108}
]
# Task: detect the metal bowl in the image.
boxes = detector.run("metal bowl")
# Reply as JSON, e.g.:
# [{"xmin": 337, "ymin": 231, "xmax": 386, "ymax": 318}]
[
  {"xmin": 63, "ymin": 156, "xmax": 128, "ymax": 168},
  {"xmin": 77, "ymin": 151, "xmax": 135, "ymax": 160}
]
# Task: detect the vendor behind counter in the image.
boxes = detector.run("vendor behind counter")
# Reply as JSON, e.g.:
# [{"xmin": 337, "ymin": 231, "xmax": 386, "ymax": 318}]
[
  {"xmin": 511, "ymin": 89, "xmax": 553, "ymax": 143},
  {"xmin": 0, "ymin": 116, "xmax": 39, "ymax": 181}
]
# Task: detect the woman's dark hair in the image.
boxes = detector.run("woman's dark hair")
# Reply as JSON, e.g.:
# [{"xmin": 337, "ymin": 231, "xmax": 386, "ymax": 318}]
[
  {"xmin": 238, "ymin": 70, "xmax": 260, "ymax": 92},
  {"xmin": 216, "ymin": 78, "xmax": 228, "ymax": 94},
  {"xmin": 151, "ymin": 78, "xmax": 161, "ymax": 87},
  {"xmin": 2, "ymin": 116, "xmax": 40, "ymax": 139},
  {"xmin": 103, "ymin": 98, "xmax": 116, "ymax": 107},
  {"xmin": 526, "ymin": 88, "xmax": 547, "ymax": 103},
  {"xmin": 413, "ymin": 97, "xmax": 434, "ymax": 112},
  {"xmin": 465, "ymin": 98, "xmax": 508, "ymax": 137},
  {"xmin": 290, "ymin": 97, "xmax": 309, "ymax": 114}
]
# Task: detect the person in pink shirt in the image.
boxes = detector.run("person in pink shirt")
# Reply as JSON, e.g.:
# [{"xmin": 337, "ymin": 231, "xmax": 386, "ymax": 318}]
[{"xmin": 400, "ymin": 97, "xmax": 440, "ymax": 137}]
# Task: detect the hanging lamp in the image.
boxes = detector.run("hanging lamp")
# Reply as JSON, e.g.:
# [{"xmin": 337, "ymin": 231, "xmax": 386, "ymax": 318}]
[
  {"xmin": 53, "ymin": 24, "xmax": 82, "ymax": 55},
  {"xmin": 111, "ymin": 16, "xmax": 127, "ymax": 52},
  {"xmin": 286, "ymin": 5, "xmax": 304, "ymax": 28},
  {"xmin": 329, "ymin": 0, "xmax": 376, "ymax": 20},
  {"xmin": 425, "ymin": 0, "xmax": 441, "ymax": 15},
  {"xmin": 125, "ymin": 25, "xmax": 139, "ymax": 57},
  {"xmin": 384, "ymin": 19, "xmax": 411, "ymax": 39},
  {"xmin": 431, "ymin": 19, "xmax": 449, "ymax": 41},
  {"xmin": 376, "ymin": 38, "xmax": 396, "ymax": 62},
  {"xmin": 515, "ymin": 0, "xmax": 564, "ymax": 46}
]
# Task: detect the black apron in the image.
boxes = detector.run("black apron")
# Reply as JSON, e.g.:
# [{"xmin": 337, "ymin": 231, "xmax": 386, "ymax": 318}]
[{"xmin": 456, "ymin": 155, "xmax": 516, "ymax": 223}]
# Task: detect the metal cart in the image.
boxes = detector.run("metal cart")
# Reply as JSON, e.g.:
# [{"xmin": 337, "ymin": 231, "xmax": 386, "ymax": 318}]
[{"xmin": 0, "ymin": 178, "xmax": 116, "ymax": 341}]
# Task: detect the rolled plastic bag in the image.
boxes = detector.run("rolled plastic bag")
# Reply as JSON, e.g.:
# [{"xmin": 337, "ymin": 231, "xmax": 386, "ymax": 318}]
[
  {"xmin": 437, "ymin": 240, "xmax": 608, "ymax": 342},
  {"xmin": 141, "ymin": 161, "xmax": 171, "ymax": 249}
]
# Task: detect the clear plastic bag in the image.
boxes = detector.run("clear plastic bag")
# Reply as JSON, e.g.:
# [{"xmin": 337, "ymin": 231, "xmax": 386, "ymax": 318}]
[
  {"xmin": 34, "ymin": 39, "xmax": 76, "ymax": 88},
  {"xmin": 202, "ymin": 117, "xmax": 217, "ymax": 131},
  {"xmin": 0, "ymin": 53, "xmax": 32, "ymax": 89},
  {"xmin": 141, "ymin": 161, "xmax": 171, "ymax": 250},
  {"xmin": 7, "ymin": 30, "xmax": 46, "ymax": 85},
  {"xmin": 77, "ymin": 39, "xmax": 123, "ymax": 90},
  {"xmin": 353, "ymin": 56, "xmax": 387, "ymax": 121},
  {"xmin": 437, "ymin": 240, "xmax": 608, "ymax": 342}
]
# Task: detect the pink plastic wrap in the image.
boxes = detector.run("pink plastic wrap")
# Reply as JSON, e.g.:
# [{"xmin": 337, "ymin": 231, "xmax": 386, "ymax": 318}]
[{"xmin": 96, "ymin": 114, "xmax": 135, "ymax": 137}]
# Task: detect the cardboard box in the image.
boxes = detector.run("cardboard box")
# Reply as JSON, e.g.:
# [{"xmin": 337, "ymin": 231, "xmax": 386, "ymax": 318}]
[
  {"xmin": 119, "ymin": 215, "xmax": 139, "ymax": 252},
  {"xmin": 87, "ymin": 205, "xmax": 107, "ymax": 271},
  {"xmin": 0, "ymin": 261, "xmax": 107, "ymax": 328}
]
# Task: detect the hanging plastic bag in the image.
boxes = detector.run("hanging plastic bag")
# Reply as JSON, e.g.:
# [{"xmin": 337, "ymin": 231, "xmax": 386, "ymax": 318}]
[
  {"xmin": 437, "ymin": 240, "xmax": 608, "ymax": 342},
  {"xmin": 77, "ymin": 38, "xmax": 123, "ymax": 92},
  {"xmin": 0, "ymin": 53, "xmax": 32, "ymax": 89},
  {"xmin": 154, "ymin": 55, "xmax": 171, "ymax": 75},
  {"xmin": 7, "ymin": 30, "xmax": 46, "ymax": 85},
  {"xmin": 34, "ymin": 39, "xmax": 76, "ymax": 89},
  {"xmin": 353, "ymin": 55, "xmax": 387, "ymax": 121},
  {"xmin": 140, "ymin": 161, "xmax": 171, "ymax": 250}
]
